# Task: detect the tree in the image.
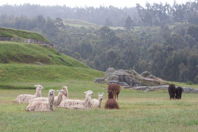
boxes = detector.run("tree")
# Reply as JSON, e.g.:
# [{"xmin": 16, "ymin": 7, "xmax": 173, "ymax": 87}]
[{"xmin": 124, "ymin": 16, "xmax": 133, "ymax": 30}]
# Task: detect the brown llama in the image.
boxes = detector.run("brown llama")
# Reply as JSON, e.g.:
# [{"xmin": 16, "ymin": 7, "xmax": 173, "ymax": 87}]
[
  {"xmin": 108, "ymin": 83, "xmax": 121, "ymax": 100},
  {"xmin": 105, "ymin": 92, "xmax": 119, "ymax": 109}
]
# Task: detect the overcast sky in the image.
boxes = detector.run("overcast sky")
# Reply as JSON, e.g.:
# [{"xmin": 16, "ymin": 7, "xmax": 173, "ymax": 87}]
[{"xmin": 0, "ymin": 0, "xmax": 191, "ymax": 7}]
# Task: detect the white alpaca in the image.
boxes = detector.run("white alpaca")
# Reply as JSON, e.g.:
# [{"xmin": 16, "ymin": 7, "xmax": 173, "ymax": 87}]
[
  {"xmin": 59, "ymin": 90, "xmax": 93, "ymax": 109},
  {"xmin": 31, "ymin": 89, "xmax": 65, "ymax": 106},
  {"xmin": 91, "ymin": 93, "xmax": 104, "ymax": 108},
  {"xmin": 15, "ymin": 84, "xmax": 43, "ymax": 104},
  {"xmin": 26, "ymin": 89, "xmax": 55, "ymax": 112}
]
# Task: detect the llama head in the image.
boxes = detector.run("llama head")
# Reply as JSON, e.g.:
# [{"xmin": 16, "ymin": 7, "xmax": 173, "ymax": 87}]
[
  {"xmin": 34, "ymin": 84, "xmax": 43, "ymax": 97},
  {"xmin": 34, "ymin": 84, "xmax": 44, "ymax": 90},
  {"xmin": 48, "ymin": 89, "xmax": 55, "ymax": 96},
  {"xmin": 56, "ymin": 89, "xmax": 65, "ymax": 96},
  {"xmin": 63, "ymin": 86, "xmax": 68, "ymax": 90},
  {"xmin": 84, "ymin": 90, "xmax": 93, "ymax": 96},
  {"xmin": 62, "ymin": 86, "xmax": 68, "ymax": 97},
  {"xmin": 98, "ymin": 93, "xmax": 104, "ymax": 101}
]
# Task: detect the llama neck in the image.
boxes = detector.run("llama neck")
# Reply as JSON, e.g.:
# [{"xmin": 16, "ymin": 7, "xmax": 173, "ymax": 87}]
[
  {"xmin": 84, "ymin": 95, "xmax": 92, "ymax": 108},
  {"xmin": 55, "ymin": 94, "xmax": 63, "ymax": 106},
  {"xmin": 35, "ymin": 89, "xmax": 42, "ymax": 97},
  {"xmin": 48, "ymin": 95, "xmax": 54, "ymax": 111},
  {"xmin": 98, "ymin": 98, "xmax": 103, "ymax": 108},
  {"xmin": 64, "ymin": 89, "xmax": 68, "ymax": 98}
]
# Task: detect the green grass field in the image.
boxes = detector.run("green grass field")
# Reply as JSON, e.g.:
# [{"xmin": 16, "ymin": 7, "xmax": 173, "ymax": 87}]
[{"xmin": 0, "ymin": 81, "xmax": 198, "ymax": 132}]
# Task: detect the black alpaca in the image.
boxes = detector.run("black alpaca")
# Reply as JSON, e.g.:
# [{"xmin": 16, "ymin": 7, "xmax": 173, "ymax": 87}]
[
  {"xmin": 175, "ymin": 87, "xmax": 183, "ymax": 99},
  {"xmin": 168, "ymin": 84, "xmax": 176, "ymax": 99}
]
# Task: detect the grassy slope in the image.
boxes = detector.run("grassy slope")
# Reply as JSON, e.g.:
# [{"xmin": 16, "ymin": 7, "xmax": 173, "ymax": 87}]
[
  {"xmin": 0, "ymin": 27, "xmax": 49, "ymax": 42},
  {"xmin": 0, "ymin": 41, "xmax": 87, "ymax": 67}
]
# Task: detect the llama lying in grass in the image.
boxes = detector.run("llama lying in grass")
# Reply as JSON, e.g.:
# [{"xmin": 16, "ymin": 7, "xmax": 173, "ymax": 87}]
[
  {"xmin": 31, "ymin": 89, "xmax": 66, "ymax": 107},
  {"xmin": 105, "ymin": 92, "xmax": 119, "ymax": 109},
  {"xmin": 15, "ymin": 84, "xmax": 43, "ymax": 104},
  {"xmin": 91, "ymin": 93, "xmax": 104, "ymax": 108},
  {"xmin": 59, "ymin": 90, "xmax": 93, "ymax": 109},
  {"xmin": 26, "ymin": 89, "xmax": 55, "ymax": 112}
]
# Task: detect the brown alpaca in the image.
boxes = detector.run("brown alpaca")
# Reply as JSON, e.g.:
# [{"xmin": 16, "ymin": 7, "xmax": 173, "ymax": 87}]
[
  {"xmin": 105, "ymin": 92, "xmax": 119, "ymax": 109},
  {"xmin": 108, "ymin": 83, "xmax": 121, "ymax": 100}
]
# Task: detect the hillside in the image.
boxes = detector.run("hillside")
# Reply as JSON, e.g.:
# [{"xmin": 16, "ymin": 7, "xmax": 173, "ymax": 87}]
[
  {"xmin": 0, "ymin": 27, "xmax": 49, "ymax": 43},
  {"xmin": 0, "ymin": 28, "xmax": 103, "ymax": 89},
  {"xmin": 0, "ymin": 41, "xmax": 87, "ymax": 67}
]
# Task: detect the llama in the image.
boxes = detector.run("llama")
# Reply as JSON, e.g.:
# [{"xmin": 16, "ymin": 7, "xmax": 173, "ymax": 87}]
[
  {"xmin": 15, "ymin": 84, "xmax": 43, "ymax": 104},
  {"xmin": 59, "ymin": 90, "xmax": 93, "ymax": 109},
  {"xmin": 91, "ymin": 93, "xmax": 104, "ymax": 108},
  {"xmin": 108, "ymin": 83, "xmax": 121, "ymax": 100},
  {"xmin": 26, "ymin": 89, "xmax": 55, "ymax": 112},
  {"xmin": 168, "ymin": 84, "xmax": 176, "ymax": 99},
  {"xmin": 175, "ymin": 87, "xmax": 183, "ymax": 99},
  {"xmin": 105, "ymin": 92, "xmax": 119, "ymax": 109},
  {"xmin": 30, "ymin": 89, "xmax": 65, "ymax": 106}
]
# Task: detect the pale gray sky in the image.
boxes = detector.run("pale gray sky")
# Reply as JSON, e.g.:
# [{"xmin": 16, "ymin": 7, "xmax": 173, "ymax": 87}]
[{"xmin": 0, "ymin": 0, "xmax": 191, "ymax": 7}]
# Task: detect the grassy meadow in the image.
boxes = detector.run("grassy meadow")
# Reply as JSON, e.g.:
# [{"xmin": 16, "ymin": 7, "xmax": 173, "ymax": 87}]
[{"xmin": 0, "ymin": 80, "xmax": 198, "ymax": 132}]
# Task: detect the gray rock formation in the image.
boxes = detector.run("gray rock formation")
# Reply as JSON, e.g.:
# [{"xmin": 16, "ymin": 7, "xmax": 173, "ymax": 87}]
[{"xmin": 95, "ymin": 67, "xmax": 167, "ymax": 86}]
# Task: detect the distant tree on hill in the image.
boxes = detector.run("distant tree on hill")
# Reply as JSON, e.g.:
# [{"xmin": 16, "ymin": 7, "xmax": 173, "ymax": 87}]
[{"xmin": 124, "ymin": 16, "xmax": 134, "ymax": 30}]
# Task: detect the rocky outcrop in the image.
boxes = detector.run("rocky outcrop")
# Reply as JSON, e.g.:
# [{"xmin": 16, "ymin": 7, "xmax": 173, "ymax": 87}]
[
  {"xmin": 95, "ymin": 67, "xmax": 167, "ymax": 87},
  {"xmin": 95, "ymin": 67, "xmax": 198, "ymax": 93}
]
